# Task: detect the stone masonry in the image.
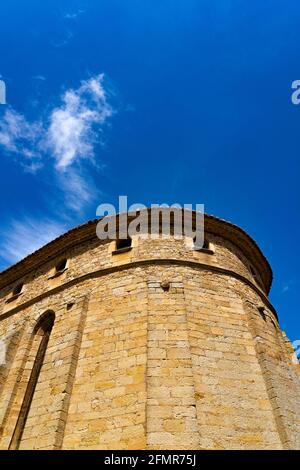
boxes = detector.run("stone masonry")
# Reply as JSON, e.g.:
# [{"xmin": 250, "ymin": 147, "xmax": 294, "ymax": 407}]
[{"xmin": 0, "ymin": 210, "xmax": 299, "ymax": 449}]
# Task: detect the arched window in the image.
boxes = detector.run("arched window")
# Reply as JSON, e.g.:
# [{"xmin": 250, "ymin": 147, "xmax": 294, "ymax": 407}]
[{"xmin": 9, "ymin": 311, "xmax": 55, "ymax": 450}]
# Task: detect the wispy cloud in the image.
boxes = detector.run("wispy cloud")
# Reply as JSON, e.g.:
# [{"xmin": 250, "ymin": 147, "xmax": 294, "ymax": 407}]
[
  {"xmin": 47, "ymin": 74, "xmax": 113, "ymax": 170},
  {"xmin": 0, "ymin": 217, "xmax": 66, "ymax": 265},
  {"xmin": 50, "ymin": 30, "xmax": 74, "ymax": 48},
  {"xmin": 0, "ymin": 74, "xmax": 115, "ymax": 267},
  {"xmin": 281, "ymin": 279, "xmax": 297, "ymax": 294},
  {"xmin": 32, "ymin": 75, "xmax": 46, "ymax": 81},
  {"xmin": 63, "ymin": 9, "xmax": 85, "ymax": 20},
  {"xmin": 50, "ymin": 8, "xmax": 85, "ymax": 47},
  {"xmin": 0, "ymin": 109, "xmax": 42, "ymax": 157},
  {"xmin": 0, "ymin": 74, "xmax": 113, "ymax": 206},
  {"xmin": 58, "ymin": 169, "xmax": 100, "ymax": 213}
]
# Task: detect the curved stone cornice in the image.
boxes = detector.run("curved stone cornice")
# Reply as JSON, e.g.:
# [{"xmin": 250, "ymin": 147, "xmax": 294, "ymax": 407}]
[
  {"xmin": 0, "ymin": 257, "xmax": 278, "ymax": 323},
  {"xmin": 0, "ymin": 210, "xmax": 273, "ymax": 293}
]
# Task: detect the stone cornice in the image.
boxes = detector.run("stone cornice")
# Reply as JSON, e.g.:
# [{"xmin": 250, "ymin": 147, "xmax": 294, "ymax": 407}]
[
  {"xmin": 0, "ymin": 257, "xmax": 278, "ymax": 323},
  {"xmin": 0, "ymin": 211, "xmax": 273, "ymax": 293}
]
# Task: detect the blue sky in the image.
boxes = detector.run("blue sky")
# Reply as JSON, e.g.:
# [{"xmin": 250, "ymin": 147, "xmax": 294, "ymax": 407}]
[{"xmin": 0, "ymin": 0, "xmax": 299, "ymax": 342}]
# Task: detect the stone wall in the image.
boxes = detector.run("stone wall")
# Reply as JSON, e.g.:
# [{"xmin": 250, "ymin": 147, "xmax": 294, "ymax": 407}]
[{"xmin": 0, "ymin": 223, "xmax": 299, "ymax": 450}]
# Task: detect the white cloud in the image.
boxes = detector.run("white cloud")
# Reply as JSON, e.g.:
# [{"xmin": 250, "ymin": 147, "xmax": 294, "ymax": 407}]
[
  {"xmin": 63, "ymin": 10, "xmax": 85, "ymax": 20},
  {"xmin": 0, "ymin": 109, "xmax": 42, "ymax": 157},
  {"xmin": 47, "ymin": 74, "xmax": 113, "ymax": 170},
  {"xmin": 50, "ymin": 30, "xmax": 74, "ymax": 48},
  {"xmin": 0, "ymin": 217, "xmax": 66, "ymax": 265},
  {"xmin": 281, "ymin": 279, "xmax": 297, "ymax": 294},
  {"xmin": 0, "ymin": 74, "xmax": 113, "ymax": 209},
  {"xmin": 0, "ymin": 75, "xmax": 114, "ymax": 267},
  {"xmin": 58, "ymin": 169, "xmax": 99, "ymax": 212},
  {"xmin": 32, "ymin": 75, "xmax": 46, "ymax": 81}
]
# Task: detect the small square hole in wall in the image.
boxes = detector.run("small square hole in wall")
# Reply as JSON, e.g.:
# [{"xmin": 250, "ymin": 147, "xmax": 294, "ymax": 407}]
[
  {"xmin": 116, "ymin": 237, "xmax": 132, "ymax": 250},
  {"xmin": 13, "ymin": 283, "xmax": 23, "ymax": 296},
  {"xmin": 112, "ymin": 237, "xmax": 132, "ymax": 255},
  {"xmin": 161, "ymin": 280, "xmax": 170, "ymax": 291},
  {"xmin": 55, "ymin": 258, "xmax": 67, "ymax": 273},
  {"xmin": 258, "ymin": 306, "xmax": 267, "ymax": 321},
  {"xmin": 49, "ymin": 258, "xmax": 68, "ymax": 279},
  {"xmin": 193, "ymin": 237, "xmax": 214, "ymax": 254},
  {"xmin": 5, "ymin": 282, "xmax": 24, "ymax": 303}
]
